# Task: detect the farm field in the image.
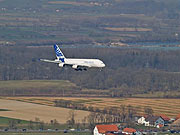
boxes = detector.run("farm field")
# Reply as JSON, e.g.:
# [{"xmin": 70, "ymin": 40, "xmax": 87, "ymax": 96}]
[
  {"xmin": 0, "ymin": 0, "xmax": 179, "ymax": 45},
  {"xmin": 0, "ymin": 99, "xmax": 90, "ymax": 123},
  {"xmin": 3, "ymin": 97, "xmax": 180, "ymax": 118},
  {"xmin": 0, "ymin": 80, "xmax": 80, "ymax": 96},
  {"xmin": 0, "ymin": 80, "xmax": 77, "ymax": 91}
]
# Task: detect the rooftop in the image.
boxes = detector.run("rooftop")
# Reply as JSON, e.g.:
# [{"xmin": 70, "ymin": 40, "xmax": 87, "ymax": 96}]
[
  {"xmin": 96, "ymin": 125, "xmax": 118, "ymax": 134},
  {"xmin": 123, "ymin": 128, "xmax": 136, "ymax": 133}
]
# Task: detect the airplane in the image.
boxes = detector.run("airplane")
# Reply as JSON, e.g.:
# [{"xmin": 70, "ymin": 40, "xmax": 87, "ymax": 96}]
[{"xmin": 40, "ymin": 44, "xmax": 105, "ymax": 71}]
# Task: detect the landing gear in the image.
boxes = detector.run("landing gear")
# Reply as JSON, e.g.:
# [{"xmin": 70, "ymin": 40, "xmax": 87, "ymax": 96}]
[
  {"xmin": 75, "ymin": 68, "xmax": 87, "ymax": 71},
  {"xmin": 75, "ymin": 68, "xmax": 82, "ymax": 71},
  {"xmin": 100, "ymin": 68, "xmax": 103, "ymax": 71}
]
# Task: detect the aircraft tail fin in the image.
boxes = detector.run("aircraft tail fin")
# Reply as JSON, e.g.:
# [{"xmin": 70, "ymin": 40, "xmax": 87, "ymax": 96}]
[{"xmin": 54, "ymin": 44, "xmax": 65, "ymax": 62}]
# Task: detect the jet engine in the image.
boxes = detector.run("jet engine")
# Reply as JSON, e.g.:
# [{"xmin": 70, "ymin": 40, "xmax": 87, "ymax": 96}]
[
  {"xmin": 59, "ymin": 63, "xmax": 64, "ymax": 67},
  {"xmin": 72, "ymin": 65, "xmax": 78, "ymax": 69}
]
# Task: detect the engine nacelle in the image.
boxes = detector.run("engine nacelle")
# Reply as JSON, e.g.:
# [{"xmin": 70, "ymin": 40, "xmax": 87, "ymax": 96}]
[
  {"xmin": 72, "ymin": 65, "xmax": 78, "ymax": 69},
  {"xmin": 59, "ymin": 63, "xmax": 64, "ymax": 67}
]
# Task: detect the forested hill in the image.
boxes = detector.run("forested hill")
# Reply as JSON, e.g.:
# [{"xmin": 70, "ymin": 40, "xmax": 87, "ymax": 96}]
[
  {"xmin": 0, "ymin": 0, "xmax": 179, "ymax": 45},
  {"xmin": 1, "ymin": 46, "xmax": 180, "ymax": 97}
]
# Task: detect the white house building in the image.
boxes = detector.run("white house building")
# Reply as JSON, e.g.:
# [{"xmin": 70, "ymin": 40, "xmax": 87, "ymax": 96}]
[
  {"xmin": 138, "ymin": 116, "xmax": 150, "ymax": 126},
  {"xmin": 138, "ymin": 116, "xmax": 165, "ymax": 127}
]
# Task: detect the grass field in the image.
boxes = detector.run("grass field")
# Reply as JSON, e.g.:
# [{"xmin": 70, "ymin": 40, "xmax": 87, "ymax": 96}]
[
  {"xmin": 0, "ymin": 116, "xmax": 29, "ymax": 124},
  {"xmin": 0, "ymin": 80, "xmax": 80, "ymax": 96},
  {"xmin": 0, "ymin": 80, "xmax": 76, "ymax": 90},
  {"xmin": 3, "ymin": 97, "xmax": 180, "ymax": 118},
  {"xmin": 0, "ymin": 99, "xmax": 90, "ymax": 123}
]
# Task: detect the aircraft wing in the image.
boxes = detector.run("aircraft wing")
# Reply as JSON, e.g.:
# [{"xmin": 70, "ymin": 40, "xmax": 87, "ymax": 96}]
[{"xmin": 39, "ymin": 59, "xmax": 60, "ymax": 63}]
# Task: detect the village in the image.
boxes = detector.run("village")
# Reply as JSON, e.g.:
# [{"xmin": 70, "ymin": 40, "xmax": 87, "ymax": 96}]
[{"xmin": 93, "ymin": 113, "xmax": 180, "ymax": 135}]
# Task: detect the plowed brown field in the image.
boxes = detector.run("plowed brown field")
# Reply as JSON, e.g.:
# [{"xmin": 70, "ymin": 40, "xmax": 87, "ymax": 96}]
[
  {"xmin": 0, "ymin": 99, "xmax": 90, "ymax": 123},
  {"xmin": 2, "ymin": 97, "xmax": 180, "ymax": 119}
]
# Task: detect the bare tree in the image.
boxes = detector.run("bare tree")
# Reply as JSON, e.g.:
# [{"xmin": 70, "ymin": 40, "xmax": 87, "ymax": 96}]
[
  {"xmin": 144, "ymin": 106, "xmax": 154, "ymax": 116},
  {"xmin": 120, "ymin": 105, "xmax": 127, "ymax": 122},
  {"xmin": 8, "ymin": 120, "xmax": 17, "ymax": 129},
  {"xmin": 87, "ymin": 112, "xmax": 96, "ymax": 133},
  {"xmin": 28, "ymin": 120, "xmax": 34, "ymax": 129},
  {"xmin": 66, "ymin": 110, "xmax": 76, "ymax": 128},
  {"xmin": 81, "ymin": 116, "xmax": 87, "ymax": 129}
]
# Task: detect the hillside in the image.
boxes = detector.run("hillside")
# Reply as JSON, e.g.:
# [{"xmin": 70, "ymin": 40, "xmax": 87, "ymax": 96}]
[
  {"xmin": 0, "ymin": 0, "xmax": 179, "ymax": 45},
  {"xmin": 1, "ymin": 46, "xmax": 180, "ymax": 97}
]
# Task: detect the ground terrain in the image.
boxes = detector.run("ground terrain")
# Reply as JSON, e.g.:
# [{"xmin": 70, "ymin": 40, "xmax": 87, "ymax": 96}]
[
  {"xmin": 1, "ymin": 97, "xmax": 180, "ymax": 119},
  {"xmin": 0, "ymin": 0, "xmax": 179, "ymax": 45},
  {"xmin": 0, "ymin": 98, "xmax": 90, "ymax": 123}
]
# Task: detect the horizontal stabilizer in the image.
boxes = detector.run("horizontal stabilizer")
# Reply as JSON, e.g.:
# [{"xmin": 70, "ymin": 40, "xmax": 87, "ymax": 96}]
[{"xmin": 40, "ymin": 59, "xmax": 60, "ymax": 63}]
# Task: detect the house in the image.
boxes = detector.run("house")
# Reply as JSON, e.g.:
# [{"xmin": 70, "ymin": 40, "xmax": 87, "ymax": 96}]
[
  {"xmin": 137, "ymin": 116, "xmax": 149, "ymax": 126},
  {"xmin": 172, "ymin": 118, "xmax": 180, "ymax": 126},
  {"xmin": 145, "ymin": 116, "xmax": 164, "ymax": 127},
  {"xmin": 94, "ymin": 125, "xmax": 118, "ymax": 135},
  {"xmin": 122, "ymin": 128, "xmax": 136, "ymax": 135},
  {"xmin": 171, "ymin": 113, "xmax": 180, "ymax": 126},
  {"xmin": 176, "ymin": 113, "xmax": 180, "ymax": 120},
  {"xmin": 137, "ymin": 116, "xmax": 165, "ymax": 128},
  {"xmin": 159, "ymin": 114, "xmax": 170, "ymax": 125}
]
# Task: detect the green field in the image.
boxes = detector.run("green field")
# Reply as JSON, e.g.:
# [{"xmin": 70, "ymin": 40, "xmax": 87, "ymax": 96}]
[
  {"xmin": 0, "ymin": 116, "xmax": 29, "ymax": 125},
  {"xmin": 0, "ymin": 80, "xmax": 76, "ymax": 89},
  {"xmin": 0, "ymin": 80, "xmax": 80, "ymax": 96},
  {"xmin": 0, "ymin": 109, "xmax": 10, "ymax": 111}
]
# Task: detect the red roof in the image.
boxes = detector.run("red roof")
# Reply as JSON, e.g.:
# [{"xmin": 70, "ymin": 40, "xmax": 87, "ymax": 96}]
[
  {"xmin": 123, "ymin": 128, "xmax": 136, "ymax": 133},
  {"xmin": 96, "ymin": 125, "xmax": 118, "ymax": 134},
  {"xmin": 176, "ymin": 113, "xmax": 180, "ymax": 120},
  {"xmin": 159, "ymin": 114, "xmax": 170, "ymax": 121}
]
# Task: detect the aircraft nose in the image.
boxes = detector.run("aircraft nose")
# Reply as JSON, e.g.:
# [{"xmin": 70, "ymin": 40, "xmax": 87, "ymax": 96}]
[{"xmin": 101, "ymin": 63, "xmax": 105, "ymax": 67}]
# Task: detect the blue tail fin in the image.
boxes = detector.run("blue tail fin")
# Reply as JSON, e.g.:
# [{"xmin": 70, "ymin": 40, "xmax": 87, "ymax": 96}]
[{"xmin": 54, "ymin": 44, "xmax": 65, "ymax": 62}]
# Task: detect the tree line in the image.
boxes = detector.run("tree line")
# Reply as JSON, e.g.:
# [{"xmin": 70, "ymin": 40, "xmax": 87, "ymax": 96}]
[
  {"xmin": 54, "ymin": 99, "xmax": 154, "ymax": 123},
  {"xmin": 1, "ymin": 45, "xmax": 180, "ymax": 97}
]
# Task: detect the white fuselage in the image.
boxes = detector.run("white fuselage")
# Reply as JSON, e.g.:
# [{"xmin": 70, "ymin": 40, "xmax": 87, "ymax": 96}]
[
  {"xmin": 64, "ymin": 58, "xmax": 105, "ymax": 68},
  {"xmin": 41, "ymin": 44, "xmax": 106, "ymax": 70}
]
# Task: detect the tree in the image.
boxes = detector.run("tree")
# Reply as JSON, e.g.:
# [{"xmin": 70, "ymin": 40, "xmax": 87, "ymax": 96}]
[
  {"xmin": 8, "ymin": 120, "xmax": 17, "ymax": 129},
  {"xmin": 144, "ymin": 106, "xmax": 154, "ymax": 116},
  {"xmin": 120, "ymin": 105, "xmax": 127, "ymax": 122},
  {"xmin": 39, "ymin": 121, "xmax": 45, "ymax": 130},
  {"xmin": 81, "ymin": 116, "xmax": 87, "ymax": 129},
  {"xmin": 87, "ymin": 112, "xmax": 96, "ymax": 133},
  {"xmin": 127, "ymin": 105, "xmax": 137, "ymax": 120},
  {"xmin": 28, "ymin": 120, "xmax": 34, "ymax": 129},
  {"xmin": 66, "ymin": 110, "xmax": 76, "ymax": 128}
]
